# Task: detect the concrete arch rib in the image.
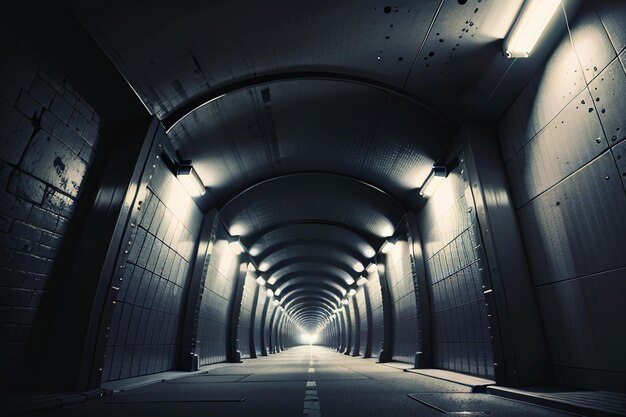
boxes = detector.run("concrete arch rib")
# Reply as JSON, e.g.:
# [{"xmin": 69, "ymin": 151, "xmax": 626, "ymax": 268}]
[{"xmin": 162, "ymin": 72, "xmax": 452, "ymax": 132}]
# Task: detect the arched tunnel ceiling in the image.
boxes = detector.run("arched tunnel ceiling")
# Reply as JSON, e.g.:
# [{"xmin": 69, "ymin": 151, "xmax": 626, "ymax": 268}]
[{"xmin": 67, "ymin": 0, "xmax": 558, "ymax": 330}]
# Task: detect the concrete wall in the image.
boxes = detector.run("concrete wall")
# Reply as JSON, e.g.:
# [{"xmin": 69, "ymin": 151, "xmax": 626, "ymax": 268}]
[
  {"xmin": 498, "ymin": 1, "xmax": 626, "ymax": 392},
  {"xmin": 418, "ymin": 156, "xmax": 494, "ymax": 379},
  {"xmin": 196, "ymin": 222, "xmax": 241, "ymax": 366},
  {"xmin": 385, "ymin": 224, "xmax": 420, "ymax": 365},
  {"xmin": 253, "ymin": 285, "xmax": 267, "ymax": 357},
  {"xmin": 366, "ymin": 268, "xmax": 384, "ymax": 358},
  {"xmin": 0, "ymin": 18, "xmax": 101, "ymax": 386},
  {"xmin": 355, "ymin": 286, "xmax": 369, "ymax": 357},
  {"xmin": 102, "ymin": 159, "xmax": 201, "ymax": 381},
  {"xmin": 238, "ymin": 267, "xmax": 257, "ymax": 358}
]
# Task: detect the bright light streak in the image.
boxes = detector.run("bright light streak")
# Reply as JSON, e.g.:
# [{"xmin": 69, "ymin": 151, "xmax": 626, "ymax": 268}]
[
  {"xmin": 229, "ymin": 237, "xmax": 246, "ymax": 255},
  {"xmin": 381, "ymin": 240, "xmax": 394, "ymax": 254},
  {"xmin": 504, "ymin": 0, "xmax": 561, "ymax": 58},
  {"xmin": 176, "ymin": 164, "xmax": 206, "ymax": 197},
  {"xmin": 352, "ymin": 262, "xmax": 364, "ymax": 273},
  {"xmin": 258, "ymin": 262, "xmax": 270, "ymax": 272}
]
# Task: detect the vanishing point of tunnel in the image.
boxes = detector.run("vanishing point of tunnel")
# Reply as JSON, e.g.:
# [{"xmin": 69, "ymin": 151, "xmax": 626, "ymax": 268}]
[{"xmin": 1, "ymin": 0, "xmax": 625, "ymax": 416}]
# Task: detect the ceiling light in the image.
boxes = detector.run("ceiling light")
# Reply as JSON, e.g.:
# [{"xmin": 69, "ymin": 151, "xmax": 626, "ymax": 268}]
[
  {"xmin": 366, "ymin": 262, "xmax": 377, "ymax": 273},
  {"xmin": 229, "ymin": 236, "xmax": 246, "ymax": 255},
  {"xmin": 258, "ymin": 262, "xmax": 270, "ymax": 272},
  {"xmin": 176, "ymin": 161, "xmax": 206, "ymax": 197},
  {"xmin": 357, "ymin": 276, "xmax": 368, "ymax": 286},
  {"xmin": 274, "ymin": 288, "xmax": 282, "ymax": 296},
  {"xmin": 345, "ymin": 277, "xmax": 355, "ymax": 286},
  {"xmin": 504, "ymin": 0, "xmax": 561, "ymax": 58},
  {"xmin": 419, "ymin": 166, "xmax": 447, "ymax": 197},
  {"xmin": 273, "ymin": 299, "xmax": 280, "ymax": 306},
  {"xmin": 353, "ymin": 262, "xmax": 364, "ymax": 273},
  {"xmin": 266, "ymin": 288, "xmax": 274, "ymax": 298},
  {"xmin": 348, "ymin": 288, "xmax": 357, "ymax": 297},
  {"xmin": 256, "ymin": 276, "xmax": 266, "ymax": 286}
]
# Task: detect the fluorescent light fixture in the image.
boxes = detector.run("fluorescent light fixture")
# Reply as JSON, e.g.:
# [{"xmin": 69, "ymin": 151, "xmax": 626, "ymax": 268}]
[
  {"xmin": 380, "ymin": 240, "xmax": 394, "ymax": 254},
  {"xmin": 176, "ymin": 162, "xmax": 206, "ymax": 197},
  {"xmin": 366, "ymin": 262, "xmax": 377, "ymax": 273},
  {"xmin": 256, "ymin": 276, "xmax": 266, "ymax": 286},
  {"xmin": 419, "ymin": 166, "xmax": 447, "ymax": 197},
  {"xmin": 229, "ymin": 236, "xmax": 246, "ymax": 255},
  {"xmin": 504, "ymin": 0, "xmax": 561, "ymax": 58},
  {"xmin": 273, "ymin": 299, "xmax": 280, "ymax": 306},
  {"xmin": 348, "ymin": 288, "xmax": 357, "ymax": 297},
  {"xmin": 357, "ymin": 276, "xmax": 368, "ymax": 286},
  {"xmin": 266, "ymin": 288, "xmax": 274, "ymax": 298}
]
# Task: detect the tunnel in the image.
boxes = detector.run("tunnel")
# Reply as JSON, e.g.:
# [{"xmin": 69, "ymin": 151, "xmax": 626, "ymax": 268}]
[{"xmin": 1, "ymin": 0, "xmax": 626, "ymax": 416}]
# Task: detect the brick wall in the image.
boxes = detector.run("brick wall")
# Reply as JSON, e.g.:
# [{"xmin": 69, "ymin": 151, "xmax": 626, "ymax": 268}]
[{"xmin": 0, "ymin": 19, "xmax": 101, "ymax": 385}]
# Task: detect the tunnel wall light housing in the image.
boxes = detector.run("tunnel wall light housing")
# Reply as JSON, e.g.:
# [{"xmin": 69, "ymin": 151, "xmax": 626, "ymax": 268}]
[
  {"xmin": 176, "ymin": 161, "xmax": 206, "ymax": 197},
  {"xmin": 504, "ymin": 0, "xmax": 561, "ymax": 58},
  {"xmin": 419, "ymin": 166, "xmax": 447, "ymax": 197},
  {"xmin": 380, "ymin": 239, "xmax": 395, "ymax": 254},
  {"xmin": 229, "ymin": 236, "xmax": 246, "ymax": 255}
]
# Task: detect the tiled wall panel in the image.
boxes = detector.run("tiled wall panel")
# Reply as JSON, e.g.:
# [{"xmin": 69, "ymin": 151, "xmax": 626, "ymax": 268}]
[
  {"xmin": 103, "ymin": 160, "xmax": 201, "ymax": 381},
  {"xmin": 418, "ymin": 162, "xmax": 494, "ymax": 379},
  {"xmin": 238, "ymin": 269, "xmax": 257, "ymax": 358},
  {"xmin": 356, "ymin": 286, "xmax": 369, "ymax": 356},
  {"xmin": 253, "ymin": 288, "xmax": 267, "ymax": 356},
  {"xmin": 498, "ymin": 1, "xmax": 626, "ymax": 391},
  {"xmin": 386, "ymin": 236, "xmax": 419, "ymax": 364},
  {"xmin": 366, "ymin": 270, "xmax": 384, "ymax": 358},
  {"xmin": 196, "ymin": 223, "xmax": 240, "ymax": 366}
]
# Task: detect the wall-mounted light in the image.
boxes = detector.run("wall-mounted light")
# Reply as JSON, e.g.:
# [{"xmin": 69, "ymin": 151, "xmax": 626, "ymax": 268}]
[
  {"xmin": 357, "ymin": 276, "xmax": 368, "ymax": 286},
  {"xmin": 176, "ymin": 161, "xmax": 206, "ymax": 197},
  {"xmin": 419, "ymin": 166, "xmax": 447, "ymax": 197},
  {"xmin": 504, "ymin": 0, "xmax": 561, "ymax": 58},
  {"xmin": 256, "ymin": 276, "xmax": 266, "ymax": 286},
  {"xmin": 380, "ymin": 240, "xmax": 395, "ymax": 254},
  {"xmin": 229, "ymin": 236, "xmax": 246, "ymax": 255}
]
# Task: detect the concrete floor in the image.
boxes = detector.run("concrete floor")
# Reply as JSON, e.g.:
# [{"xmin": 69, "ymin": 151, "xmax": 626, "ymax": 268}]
[{"xmin": 26, "ymin": 346, "xmax": 573, "ymax": 417}]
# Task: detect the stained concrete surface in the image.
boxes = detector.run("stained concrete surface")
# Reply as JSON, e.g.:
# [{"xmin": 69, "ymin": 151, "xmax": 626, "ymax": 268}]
[{"xmin": 24, "ymin": 346, "xmax": 573, "ymax": 417}]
